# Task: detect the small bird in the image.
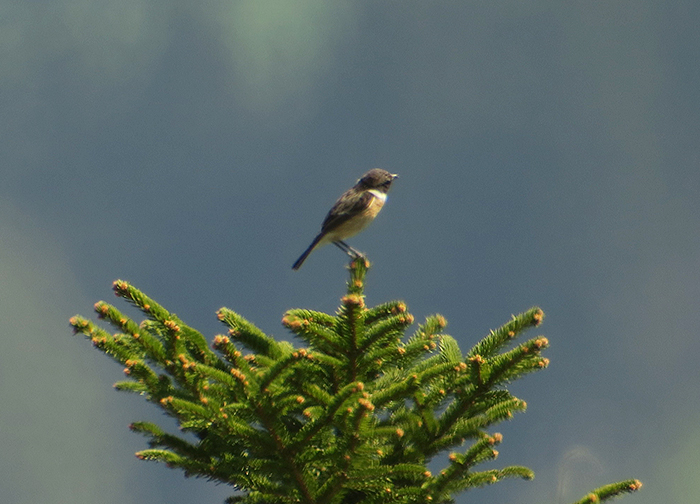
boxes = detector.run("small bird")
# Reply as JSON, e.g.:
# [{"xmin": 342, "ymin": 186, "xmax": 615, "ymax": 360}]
[{"xmin": 292, "ymin": 169, "xmax": 398, "ymax": 270}]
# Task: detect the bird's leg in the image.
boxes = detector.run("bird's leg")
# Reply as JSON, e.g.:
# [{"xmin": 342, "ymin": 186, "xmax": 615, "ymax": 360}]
[
  {"xmin": 332, "ymin": 241, "xmax": 354, "ymax": 256},
  {"xmin": 333, "ymin": 241, "xmax": 364, "ymax": 258}
]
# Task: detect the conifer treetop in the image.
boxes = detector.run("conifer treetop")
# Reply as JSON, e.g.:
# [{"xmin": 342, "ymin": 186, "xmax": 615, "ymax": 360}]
[{"xmin": 70, "ymin": 257, "xmax": 641, "ymax": 504}]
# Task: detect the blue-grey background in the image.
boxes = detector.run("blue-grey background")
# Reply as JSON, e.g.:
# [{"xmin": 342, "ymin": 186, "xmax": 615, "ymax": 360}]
[{"xmin": 2, "ymin": 2, "xmax": 698, "ymax": 503}]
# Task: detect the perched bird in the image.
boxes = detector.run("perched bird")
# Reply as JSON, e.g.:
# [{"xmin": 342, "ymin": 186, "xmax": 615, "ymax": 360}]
[{"xmin": 292, "ymin": 169, "xmax": 398, "ymax": 270}]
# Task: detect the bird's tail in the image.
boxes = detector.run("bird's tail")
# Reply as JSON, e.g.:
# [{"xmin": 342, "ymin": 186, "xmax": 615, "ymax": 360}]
[{"xmin": 292, "ymin": 233, "xmax": 324, "ymax": 270}]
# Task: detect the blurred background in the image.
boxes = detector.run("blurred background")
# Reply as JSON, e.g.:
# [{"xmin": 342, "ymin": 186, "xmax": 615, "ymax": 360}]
[{"xmin": 1, "ymin": 2, "xmax": 698, "ymax": 503}]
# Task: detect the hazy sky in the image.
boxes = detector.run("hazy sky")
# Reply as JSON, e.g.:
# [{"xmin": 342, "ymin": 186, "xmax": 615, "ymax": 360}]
[{"xmin": 2, "ymin": 2, "xmax": 699, "ymax": 503}]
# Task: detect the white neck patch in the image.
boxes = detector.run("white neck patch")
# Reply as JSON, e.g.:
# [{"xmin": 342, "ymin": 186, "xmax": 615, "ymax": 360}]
[{"xmin": 368, "ymin": 189, "xmax": 387, "ymax": 202}]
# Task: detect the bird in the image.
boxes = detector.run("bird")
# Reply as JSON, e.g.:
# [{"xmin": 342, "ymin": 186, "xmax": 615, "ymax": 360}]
[{"xmin": 292, "ymin": 168, "xmax": 398, "ymax": 270}]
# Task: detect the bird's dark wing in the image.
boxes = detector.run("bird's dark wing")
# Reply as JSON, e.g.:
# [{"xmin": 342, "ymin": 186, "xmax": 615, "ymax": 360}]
[{"xmin": 320, "ymin": 190, "xmax": 374, "ymax": 233}]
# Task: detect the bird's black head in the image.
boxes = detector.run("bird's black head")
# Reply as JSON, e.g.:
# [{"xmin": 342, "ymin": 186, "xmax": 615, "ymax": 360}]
[{"xmin": 356, "ymin": 169, "xmax": 398, "ymax": 191}]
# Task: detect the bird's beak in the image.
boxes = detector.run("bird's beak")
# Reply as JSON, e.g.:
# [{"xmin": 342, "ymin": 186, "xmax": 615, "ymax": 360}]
[{"xmin": 391, "ymin": 173, "xmax": 399, "ymax": 179}]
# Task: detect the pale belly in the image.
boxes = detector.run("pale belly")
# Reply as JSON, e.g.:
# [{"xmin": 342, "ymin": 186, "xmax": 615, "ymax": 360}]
[{"xmin": 322, "ymin": 193, "xmax": 386, "ymax": 243}]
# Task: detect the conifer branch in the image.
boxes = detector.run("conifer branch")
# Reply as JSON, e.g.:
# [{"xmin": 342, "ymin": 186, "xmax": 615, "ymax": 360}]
[
  {"xmin": 218, "ymin": 307, "xmax": 284, "ymax": 359},
  {"xmin": 114, "ymin": 380, "xmax": 148, "ymax": 394},
  {"xmin": 570, "ymin": 480, "xmax": 643, "ymax": 504},
  {"xmin": 467, "ymin": 307, "xmax": 544, "ymax": 359},
  {"xmin": 282, "ymin": 311, "xmax": 345, "ymax": 356}
]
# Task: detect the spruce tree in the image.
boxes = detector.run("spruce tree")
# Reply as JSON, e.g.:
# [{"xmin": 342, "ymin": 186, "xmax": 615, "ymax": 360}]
[{"xmin": 70, "ymin": 258, "xmax": 641, "ymax": 504}]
